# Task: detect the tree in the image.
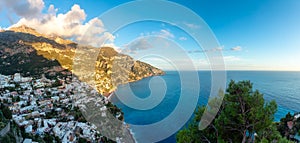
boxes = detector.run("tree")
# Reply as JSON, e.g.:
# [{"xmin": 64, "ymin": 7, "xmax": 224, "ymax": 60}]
[
  {"xmin": 52, "ymin": 79, "xmax": 62, "ymax": 87},
  {"xmin": 78, "ymin": 137, "xmax": 88, "ymax": 143},
  {"xmin": 16, "ymin": 96, "xmax": 21, "ymax": 102},
  {"xmin": 216, "ymin": 80, "xmax": 278, "ymax": 142},
  {"xmin": 177, "ymin": 80, "xmax": 281, "ymax": 143},
  {"xmin": 55, "ymin": 136, "xmax": 60, "ymax": 142},
  {"xmin": 0, "ymin": 134, "xmax": 12, "ymax": 143},
  {"xmin": 177, "ymin": 106, "xmax": 219, "ymax": 142},
  {"xmin": 43, "ymin": 133, "xmax": 54, "ymax": 143},
  {"xmin": 0, "ymin": 104, "xmax": 12, "ymax": 119},
  {"xmin": 41, "ymin": 119, "xmax": 44, "ymax": 127}
]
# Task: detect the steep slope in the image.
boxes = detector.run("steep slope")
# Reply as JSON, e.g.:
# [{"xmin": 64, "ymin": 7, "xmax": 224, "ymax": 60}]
[
  {"xmin": 0, "ymin": 31, "xmax": 70, "ymax": 77},
  {"xmin": 0, "ymin": 25, "xmax": 165, "ymax": 94}
]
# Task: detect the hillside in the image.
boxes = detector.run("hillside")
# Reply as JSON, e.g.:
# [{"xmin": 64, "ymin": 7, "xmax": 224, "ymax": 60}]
[{"xmin": 0, "ymin": 25, "xmax": 165, "ymax": 95}]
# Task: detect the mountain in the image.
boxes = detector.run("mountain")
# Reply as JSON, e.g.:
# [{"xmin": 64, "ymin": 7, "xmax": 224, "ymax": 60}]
[
  {"xmin": 0, "ymin": 25, "xmax": 165, "ymax": 94},
  {"xmin": 9, "ymin": 25, "xmax": 75, "ymax": 45},
  {"xmin": 0, "ymin": 29, "xmax": 69, "ymax": 77}
]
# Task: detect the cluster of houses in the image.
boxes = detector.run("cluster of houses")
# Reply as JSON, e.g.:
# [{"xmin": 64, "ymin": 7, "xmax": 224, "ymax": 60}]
[{"xmin": 0, "ymin": 73, "xmax": 116, "ymax": 143}]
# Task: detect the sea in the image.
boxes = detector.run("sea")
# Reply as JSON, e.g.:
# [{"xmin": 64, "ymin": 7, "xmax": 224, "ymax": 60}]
[{"xmin": 110, "ymin": 71, "xmax": 300, "ymax": 143}]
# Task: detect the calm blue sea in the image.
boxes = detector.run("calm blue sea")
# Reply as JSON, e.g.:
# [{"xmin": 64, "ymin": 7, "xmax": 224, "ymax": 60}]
[{"xmin": 110, "ymin": 71, "xmax": 300, "ymax": 143}]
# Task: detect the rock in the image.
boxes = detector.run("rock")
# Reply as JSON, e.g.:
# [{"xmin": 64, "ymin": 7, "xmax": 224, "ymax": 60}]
[{"xmin": 0, "ymin": 25, "xmax": 165, "ymax": 94}]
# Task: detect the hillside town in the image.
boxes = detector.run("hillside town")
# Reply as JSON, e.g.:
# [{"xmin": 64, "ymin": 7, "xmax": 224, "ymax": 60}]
[{"xmin": 0, "ymin": 73, "xmax": 129, "ymax": 143}]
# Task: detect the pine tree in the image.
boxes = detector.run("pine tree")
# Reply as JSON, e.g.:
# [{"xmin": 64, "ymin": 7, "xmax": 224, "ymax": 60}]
[{"xmin": 177, "ymin": 80, "xmax": 284, "ymax": 142}]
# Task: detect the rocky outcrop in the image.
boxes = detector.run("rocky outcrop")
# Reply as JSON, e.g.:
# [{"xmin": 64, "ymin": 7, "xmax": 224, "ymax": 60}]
[
  {"xmin": 0, "ymin": 25, "xmax": 164, "ymax": 94},
  {"xmin": 0, "ymin": 31, "xmax": 68, "ymax": 77}
]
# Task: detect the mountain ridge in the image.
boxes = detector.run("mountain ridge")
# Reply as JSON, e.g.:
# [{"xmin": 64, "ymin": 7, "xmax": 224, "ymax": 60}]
[{"xmin": 0, "ymin": 25, "xmax": 165, "ymax": 95}]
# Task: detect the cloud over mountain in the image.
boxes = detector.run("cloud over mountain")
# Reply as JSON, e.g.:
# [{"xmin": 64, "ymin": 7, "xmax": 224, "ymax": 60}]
[
  {"xmin": 4, "ymin": 0, "xmax": 114, "ymax": 47},
  {"xmin": 122, "ymin": 38, "xmax": 154, "ymax": 54}
]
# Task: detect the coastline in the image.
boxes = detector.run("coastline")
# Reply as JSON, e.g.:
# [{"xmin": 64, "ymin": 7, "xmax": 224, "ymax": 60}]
[
  {"xmin": 126, "ymin": 125, "xmax": 137, "ymax": 143},
  {"xmin": 104, "ymin": 71, "xmax": 300, "ymax": 143},
  {"xmin": 107, "ymin": 73, "xmax": 166, "ymax": 143},
  {"xmin": 108, "ymin": 91, "xmax": 137, "ymax": 143}
]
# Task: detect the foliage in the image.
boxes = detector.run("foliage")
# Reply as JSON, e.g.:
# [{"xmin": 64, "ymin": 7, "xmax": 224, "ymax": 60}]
[
  {"xmin": 177, "ymin": 80, "xmax": 284, "ymax": 143},
  {"xmin": 0, "ymin": 103, "xmax": 12, "ymax": 119},
  {"xmin": 52, "ymin": 79, "xmax": 62, "ymax": 87},
  {"xmin": 106, "ymin": 102, "xmax": 124, "ymax": 121},
  {"xmin": 176, "ymin": 106, "xmax": 219, "ymax": 142},
  {"xmin": 277, "ymin": 112, "xmax": 300, "ymax": 141},
  {"xmin": 78, "ymin": 137, "xmax": 88, "ymax": 143},
  {"xmin": 0, "ymin": 122, "xmax": 22, "ymax": 143},
  {"xmin": 43, "ymin": 133, "xmax": 54, "ymax": 143}
]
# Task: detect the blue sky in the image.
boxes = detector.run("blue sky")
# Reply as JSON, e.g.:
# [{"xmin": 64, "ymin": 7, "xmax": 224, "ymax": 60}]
[{"xmin": 0, "ymin": 0, "xmax": 299, "ymax": 71}]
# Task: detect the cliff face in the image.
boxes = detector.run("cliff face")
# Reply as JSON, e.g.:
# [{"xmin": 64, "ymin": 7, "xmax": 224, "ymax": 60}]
[
  {"xmin": 0, "ymin": 25, "xmax": 164, "ymax": 94},
  {"xmin": 0, "ymin": 31, "xmax": 69, "ymax": 77},
  {"xmin": 92, "ymin": 47, "xmax": 165, "ymax": 94}
]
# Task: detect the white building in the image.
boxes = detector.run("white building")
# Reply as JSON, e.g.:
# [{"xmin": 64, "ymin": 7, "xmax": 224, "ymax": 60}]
[
  {"xmin": 295, "ymin": 113, "xmax": 300, "ymax": 119},
  {"xmin": 23, "ymin": 138, "xmax": 32, "ymax": 143},
  {"xmin": 14, "ymin": 73, "xmax": 22, "ymax": 82},
  {"xmin": 25, "ymin": 125, "xmax": 32, "ymax": 133}
]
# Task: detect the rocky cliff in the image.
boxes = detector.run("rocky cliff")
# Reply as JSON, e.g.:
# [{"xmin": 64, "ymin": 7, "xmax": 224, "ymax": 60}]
[{"xmin": 0, "ymin": 25, "xmax": 165, "ymax": 95}]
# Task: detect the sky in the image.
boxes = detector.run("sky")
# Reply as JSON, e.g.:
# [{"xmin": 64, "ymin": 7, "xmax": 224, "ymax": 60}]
[{"xmin": 0, "ymin": 0, "xmax": 299, "ymax": 71}]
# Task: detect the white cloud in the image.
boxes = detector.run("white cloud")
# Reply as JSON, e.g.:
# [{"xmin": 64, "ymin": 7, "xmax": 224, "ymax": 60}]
[
  {"xmin": 187, "ymin": 45, "xmax": 245, "ymax": 54},
  {"xmin": 157, "ymin": 29, "xmax": 174, "ymax": 38},
  {"xmin": 231, "ymin": 46, "xmax": 242, "ymax": 51},
  {"xmin": 179, "ymin": 37, "xmax": 187, "ymax": 41},
  {"xmin": 1, "ymin": 0, "xmax": 44, "ymax": 19},
  {"xmin": 184, "ymin": 22, "xmax": 200, "ymax": 29},
  {"xmin": 214, "ymin": 46, "xmax": 224, "ymax": 51},
  {"xmin": 139, "ymin": 29, "xmax": 175, "ymax": 39},
  {"xmin": 121, "ymin": 38, "xmax": 154, "ymax": 54},
  {"xmin": 197, "ymin": 59, "xmax": 209, "ymax": 65},
  {"xmin": 8, "ymin": 1, "xmax": 114, "ymax": 47},
  {"xmin": 47, "ymin": 4, "xmax": 58, "ymax": 15},
  {"xmin": 188, "ymin": 46, "xmax": 224, "ymax": 53},
  {"xmin": 224, "ymin": 56, "xmax": 241, "ymax": 62}
]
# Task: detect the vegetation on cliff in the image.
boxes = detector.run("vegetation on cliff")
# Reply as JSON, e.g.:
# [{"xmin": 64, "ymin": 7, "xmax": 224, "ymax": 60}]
[
  {"xmin": 0, "ymin": 25, "xmax": 164, "ymax": 95},
  {"xmin": 177, "ymin": 80, "xmax": 293, "ymax": 143}
]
